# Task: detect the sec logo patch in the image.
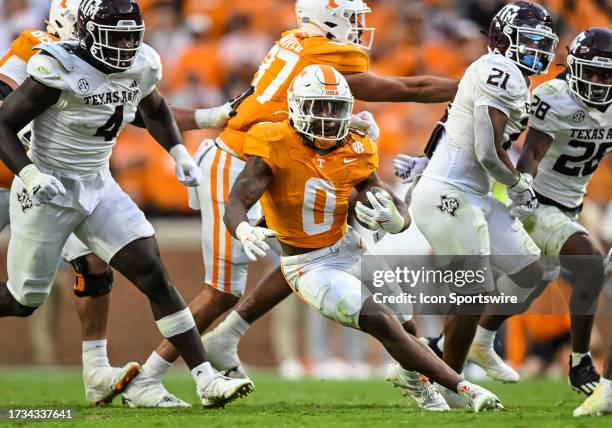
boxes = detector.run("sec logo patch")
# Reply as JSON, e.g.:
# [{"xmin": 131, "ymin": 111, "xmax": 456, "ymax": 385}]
[
  {"xmin": 351, "ymin": 141, "xmax": 365, "ymax": 154},
  {"xmin": 78, "ymin": 79, "xmax": 90, "ymax": 93}
]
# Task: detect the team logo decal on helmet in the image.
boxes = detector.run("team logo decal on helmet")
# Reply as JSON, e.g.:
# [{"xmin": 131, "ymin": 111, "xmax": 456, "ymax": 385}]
[
  {"xmin": 567, "ymin": 28, "xmax": 612, "ymax": 106},
  {"xmin": 295, "ymin": 0, "xmax": 375, "ymax": 50},
  {"xmin": 78, "ymin": 0, "xmax": 145, "ymax": 72},
  {"xmin": 489, "ymin": 1, "xmax": 558, "ymax": 75},
  {"xmin": 288, "ymin": 64, "xmax": 354, "ymax": 150}
]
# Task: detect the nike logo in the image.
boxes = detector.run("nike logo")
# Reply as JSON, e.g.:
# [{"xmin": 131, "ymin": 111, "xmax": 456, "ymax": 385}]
[{"xmin": 344, "ymin": 158, "xmax": 358, "ymax": 164}]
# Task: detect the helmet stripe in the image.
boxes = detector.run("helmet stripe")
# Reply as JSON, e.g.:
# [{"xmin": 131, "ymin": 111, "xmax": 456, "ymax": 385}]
[{"xmin": 319, "ymin": 65, "xmax": 338, "ymax": 91}]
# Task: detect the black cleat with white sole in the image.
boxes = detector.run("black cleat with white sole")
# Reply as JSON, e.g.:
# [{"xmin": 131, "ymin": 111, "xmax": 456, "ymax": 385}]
[{"xmin": 569, "ymin": 354, "xmax": 600, "ymax": 396}]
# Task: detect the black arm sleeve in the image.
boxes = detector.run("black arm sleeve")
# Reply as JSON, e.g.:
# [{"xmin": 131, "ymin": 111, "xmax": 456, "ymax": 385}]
[{"xmin": 0, "ymin": 80, "xmax": 13, "ymax": 100}]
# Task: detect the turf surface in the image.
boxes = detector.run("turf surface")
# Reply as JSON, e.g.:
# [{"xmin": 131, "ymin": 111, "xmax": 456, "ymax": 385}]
[{"xmin": 0, "ymin": 369, "xmax": 607, "ymax": 427}]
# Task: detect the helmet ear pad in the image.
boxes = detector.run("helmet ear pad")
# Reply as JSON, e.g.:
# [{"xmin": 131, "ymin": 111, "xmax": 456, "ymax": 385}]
[{"xmin": 488, "ymin": 20, "xmax": 511, "ymax": 55}]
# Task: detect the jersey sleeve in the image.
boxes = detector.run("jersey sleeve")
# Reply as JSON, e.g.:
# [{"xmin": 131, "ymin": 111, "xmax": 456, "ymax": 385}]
[
  {"xmin": 26, "ymin": 52, "xmax": 70, "ymax": 91},
  {"xmin": 10, "ymin": 30, "xmax": 55, "ymax": 62},
  {"xmin": 139, "ymin": 44, "xmax": 163, "ymax": 97},
  {"xmin": 528, "ymin": 81, "xmax": 562, "ymax": 138},
  {"xmin": 243, "ymin": 123, "xmax": 284, "ymax": 174},
  {"xmin": 303, "ymin": 40, "xmax": 369, "ymax": 74},
  {"xmin": 473, "ymin": 55, "xmax": 526, "ymax": 116}
]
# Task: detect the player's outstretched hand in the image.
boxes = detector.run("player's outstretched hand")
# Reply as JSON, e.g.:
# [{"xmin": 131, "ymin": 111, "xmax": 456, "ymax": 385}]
[
  {"xmin": 235, "ymin": 221, "xmax": 277, "ymax": 262},
  {"xmin": 355, "ymin": 191, "xmax": 405, "ymax": 234},
  {"xmin": 394, "ymin": 154, "xmax": 429, "ymax": 184},
  {"xmin": 18, "ymin": 164, "xmax": 66, "ymax": 206},
  {"xmin": 170, "ymin": 144, "xmax": 202, "ymax": 187},
  {"xmin": 350, "ymin": 111, "xmax": 380, "ymax": 142},
  {"xmin": 508, "ymin": 173, "xmax": 537, "ymax": 218},
  {"xmin": 194, "ymin": 102, "xmax": 235, "ymax": 129}
]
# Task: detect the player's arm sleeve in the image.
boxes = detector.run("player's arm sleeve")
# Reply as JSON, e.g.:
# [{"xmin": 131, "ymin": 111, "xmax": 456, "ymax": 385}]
[
  {"xmin": 0, "ymin": 56, "xmax": 28, "ymax": 88},
  {"xmin": 528, "ymin": 84, "xmax": 558, "ymax": 138},
  {"xmin": 363, "ymin": 135, "xmax": 379, "ymax": 173},
  {"xmin": 141, "ymin": 44, "xmax": 163, "ymax": 98},
  {"xmin": 243, "ymin": 124, "xmax": 280, "ymax": 175},
  {"xmin": 305, "ymin": 44, "xmax": 369, "ymax": 74},
  {"xmin": 26, "ymin": 53, "xmax": 70, "ymax": 92}
]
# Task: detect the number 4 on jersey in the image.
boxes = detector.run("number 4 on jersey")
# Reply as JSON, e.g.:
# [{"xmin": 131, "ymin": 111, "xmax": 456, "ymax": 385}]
[{"xmin": 94, "ymin": 105, "xmax": 124, "ymax": 141}]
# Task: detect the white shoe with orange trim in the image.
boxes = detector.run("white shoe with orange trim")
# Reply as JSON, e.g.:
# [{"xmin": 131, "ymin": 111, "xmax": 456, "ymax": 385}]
[
  {"xmin": 385, "ymin": 363, "xmax": 450, "ymax": 411},
  {"xmin": 83, "ymin": 362, "xmax": 140, "ymax": 406}
]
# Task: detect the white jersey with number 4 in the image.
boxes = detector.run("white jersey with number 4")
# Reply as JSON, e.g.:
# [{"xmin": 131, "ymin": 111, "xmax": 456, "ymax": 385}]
[
  {"xmin": 26, "ymin": 41, "xmax": 161, "ymax": 175},
  {"xmin": 424, "ymin": 52, "xmax": 531, "ymax": 194},
  {"xmin": 529, "ymin": 78, "xmax": 612, "ymax": 209}
]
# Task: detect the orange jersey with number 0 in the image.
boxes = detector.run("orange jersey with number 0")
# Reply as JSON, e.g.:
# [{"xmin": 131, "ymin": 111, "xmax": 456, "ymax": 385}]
[
  {"xmin": 220, "ymin": 30, "xmax": 369, "ymax": 160},
  {"xmin": 243, "ymin": 121, "xmax": 378, "ymax": 248},
  {"xmin": 0, "ymin": 30, "xmax": 58, "ymax": 189}
]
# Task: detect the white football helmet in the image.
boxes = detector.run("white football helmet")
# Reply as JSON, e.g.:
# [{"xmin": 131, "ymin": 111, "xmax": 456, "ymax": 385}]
[
  {"xmin": 46, "ymin": 0, "xmax": 80, "ymax": 41},
  {"xmin": 288, "ymin": 64, "xmax": 354, "ymax": 149},
  {"xmin": 295, "ymin": 0, "xmax": 375, "ymax": 50}
]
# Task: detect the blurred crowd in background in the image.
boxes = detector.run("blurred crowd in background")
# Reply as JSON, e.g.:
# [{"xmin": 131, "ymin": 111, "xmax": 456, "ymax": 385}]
[{"xmin": 0, "ymin": 0, "xmax": 611, "ymax": 379}]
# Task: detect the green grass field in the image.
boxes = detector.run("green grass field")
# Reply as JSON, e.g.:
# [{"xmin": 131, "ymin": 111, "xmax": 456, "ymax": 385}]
[{"xmin": 0, "ymin": 369, "xmax": 608, "ymax": 428}]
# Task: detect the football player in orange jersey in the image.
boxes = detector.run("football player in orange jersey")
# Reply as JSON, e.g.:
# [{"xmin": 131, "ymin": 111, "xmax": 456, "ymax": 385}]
[
  {"xmin": 127, "ymin": 0, "xmax": 460, "ymax": 404},
  {"xmin": 222, "ymin": 65, "xmax": 503, "ymax": 412},
  {"xmin": 0, "ymin": 0, "xmax": 240, "ymax": 407}
]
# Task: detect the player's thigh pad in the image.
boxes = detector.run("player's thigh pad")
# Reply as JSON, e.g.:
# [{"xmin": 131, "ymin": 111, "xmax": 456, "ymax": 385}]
[
  {"xmin": 62, "ymin": 234, "xmax": 92, "ymax": 262},
  {"xmin": 486, "ymin": 196, "xmax": 541, "ymax": 275},
  {"xmin": 194, "ymin": 140, "xmax": 262, "ymax": 297},
  {"xmin": 0, "ymin": 188, "xmax": 11, "ymax": 231},
  {"xmin": 7, "ymin": 179, "xmax": 81, "ymax": 307},
  {"xmin": 411, "ymin": 177, "xmax": 490, "ymax": 256},
  {"xmin": 75, "ymin": 178, "xmax": 154, "ymax": 263},
  {"xmin": 521, "ymin": 203, "xmax": 587, "ymax": 257}
]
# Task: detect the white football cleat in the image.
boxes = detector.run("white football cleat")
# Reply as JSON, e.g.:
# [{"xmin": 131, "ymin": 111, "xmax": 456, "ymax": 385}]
[
  {"xmin": 458, "ymin": 381, "xmax": 503, "ymax": 412},
  {"xmin": 386, "ymin": 363, "xmax": 449, "ymax": 411},
  {"xmin": 201, "ymin": 330, "xmax": 249, "ymax": 379},
  {"xmin": 467, "ymin": 343, "xmax": 520, "ymax": 383},
  {"xmin": 122, "ymin": 373, "xmax": 191, "ymax": 408},
  {"xmin": 434, "ymin": 382, "xmax": 470, "ymax": 409},
  {"xmin": 84, "ymin": 362, "xmax": 140, "ymax": 407},
  {"xmin": 198, "ymin": 373, "xmax": 254, "ymax": 408},
  {"xmin": 573, "ymin": 384, "xmax": 612, "ymax": 417}
]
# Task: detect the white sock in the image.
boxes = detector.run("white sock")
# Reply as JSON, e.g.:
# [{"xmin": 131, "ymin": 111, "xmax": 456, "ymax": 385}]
[
  {"xmin": 473, "ymin": 326, "xmax": 496, "ymax": 349},
  {"xmin": 191, "ymin": 362, "xmax": 215, "ymax": 383},
  {"xmin": 141, "ymin": 351, "xmax": 171, "ymax": 381},
  {"xmin": 211, "ymin": 310, "xmax": 250, "ymax": 340},
  {"xmin": 82, "ymin": 340, "xmax": 109, "ymax": 373},
  {"xmin": 436, "ymin": 335, "xmax": 445, "ymax": 352},
  {"xmin": 600, "ymin": 377, "xmax": 612, "ymax": 394},
  {"xmin": 570, "ymin": 352, "xmax": 589, "ymax": 368}
]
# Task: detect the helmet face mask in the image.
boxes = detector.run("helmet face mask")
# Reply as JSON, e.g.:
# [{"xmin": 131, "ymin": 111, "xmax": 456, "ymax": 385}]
[
  {"xmin": 288, "ymin": 65, "xmax": 354, "ymax": 149},
  {"xmin": 78, "ymin": 0, "xmax": 145, "ymax": 72},
  {"xmin": 489, "ymin": 2, "xmax": 558, "ymax": 75},
  {"xmin": 567, "ymin": 28, "xmax": 612, "ymax": 106},
  {"xmin": 296, "ymin": 0, "xmax": 375, "ymax": 50}
]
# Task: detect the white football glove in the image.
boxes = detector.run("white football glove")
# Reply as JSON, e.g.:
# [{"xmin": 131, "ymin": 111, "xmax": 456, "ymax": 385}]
[
  {"xmin": 393, "ymin": 154, "xmax": 429, "ymax": 184},
  {"xmin": 19, "ymin": 164, "xmax": 66, "ymax": 206},
  {"xmin": 235, "ymin": 222, "xmax": 278, "ymax": 262},
  {"xmin": 355, "ymin": 191, "xmax": 406, "ymax": 234},
  {"xmin": 350, "ymin": 111, "xmax": 380, "ymax": 142},
  {"xmin": 508, "ymin": 173, "xmax": 537, "ymax": 218},
  {"xmin": 169, "ymin": 144, "xmax": 202, "ymax": 187},
  {"xmin": 194, "ymin": 102, "xmax": 234, "ymax": 129}
]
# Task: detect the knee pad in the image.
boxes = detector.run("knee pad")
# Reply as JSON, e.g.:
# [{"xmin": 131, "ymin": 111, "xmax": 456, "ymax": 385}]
[
  {"xmin": 496, "ymin": 274, "xmax": 537, "ymax": 303},
  {"xmin": 71, "ymin": 256, "xmax": 113, "ymax": 298}
]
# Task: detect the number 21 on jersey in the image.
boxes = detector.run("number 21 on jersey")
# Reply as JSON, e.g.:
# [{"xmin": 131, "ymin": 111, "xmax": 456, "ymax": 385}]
[{"xmin": 302, "ymin": 178, "xmax": 336, "ymax": 235}]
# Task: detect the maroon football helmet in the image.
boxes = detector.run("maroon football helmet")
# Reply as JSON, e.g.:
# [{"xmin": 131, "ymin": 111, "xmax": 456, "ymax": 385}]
[
  {"xmin": 488, "ymin": 1, "xmax": 558, "ymax": 75},
  {"xmin": 567, "ymin": 28, "xmax": 612, "ymax": 106},
  {"xmin": 77, "ymin": 0, "xmax": 145, "ymax": 72}
]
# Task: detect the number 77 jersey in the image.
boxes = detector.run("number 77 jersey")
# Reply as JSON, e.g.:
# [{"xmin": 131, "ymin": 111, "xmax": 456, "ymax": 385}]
[
  {"xmin": 529, "ymin": 78, "xmax": 612, "ymax": 209},
  {"xmin": 219, "ymin": 30, "xmax": 369, "ymax": 160}
]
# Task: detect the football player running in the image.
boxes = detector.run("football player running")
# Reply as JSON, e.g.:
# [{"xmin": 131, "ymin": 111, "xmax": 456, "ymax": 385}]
[
  {"xmin": 397, "ymin": 28, "xmax": 612, "ymax": 401},
  {"xmin": 0, "ymin": 0, "xmax": 238, "ymax": 407},
  {"xmin": 408, "ymin": 1, "xmax": 558, "ymax": 407},
  {"xmin": 223, "ymin": 64, "xmax": 502, "ymax": 412},
  {"xmin": 130, "ymin": 0, "xmax": 459, "ymax": 405},
  {"xmin": 0, "ymin": 0, "xmax": 252, "ymax": 408}
]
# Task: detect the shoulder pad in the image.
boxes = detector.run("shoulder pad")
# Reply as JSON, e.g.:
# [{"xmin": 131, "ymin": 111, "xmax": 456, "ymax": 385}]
[
  {"xmin": 259, "ymin": 122, "xmax": 287, "ymax": 142},
  {"xmin": 33, "ymin": 42, "xmax": 77, "ymax": 72}
]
